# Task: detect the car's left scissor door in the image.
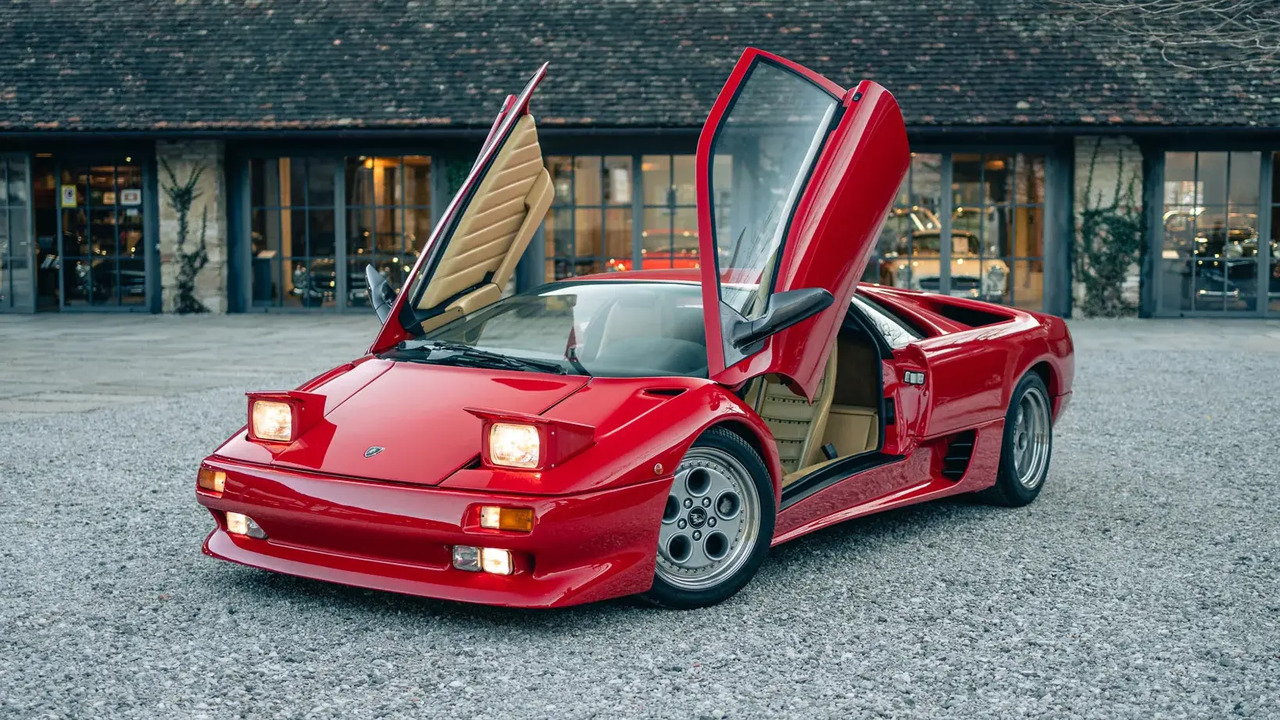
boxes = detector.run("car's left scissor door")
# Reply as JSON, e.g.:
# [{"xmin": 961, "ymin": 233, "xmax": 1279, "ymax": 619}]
[
  {"xmin": 370, "ymin": 64, "xmax": 553, "ymax": 354},
  {"xmin": 696, "ymin": 49, "xmax": 910, "ymax": 400}
]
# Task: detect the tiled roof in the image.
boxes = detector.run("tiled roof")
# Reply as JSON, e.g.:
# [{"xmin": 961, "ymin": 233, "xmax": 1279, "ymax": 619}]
[{"xmin": 1, "ymin": 0, "xmax": 1277, "ymax": 132}]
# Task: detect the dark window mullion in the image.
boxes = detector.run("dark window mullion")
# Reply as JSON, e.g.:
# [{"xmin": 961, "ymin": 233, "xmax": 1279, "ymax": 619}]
[
  {"xmin": 569, "ymin": 157, "xmax": 577, "ymax": 275},
  {"xmin": 667, "ymin": 155, "xmax": 677, "ymax": 263},
  {"xmin": 113, "ymin": 165, "xmax": 122, "ymax": 306}
]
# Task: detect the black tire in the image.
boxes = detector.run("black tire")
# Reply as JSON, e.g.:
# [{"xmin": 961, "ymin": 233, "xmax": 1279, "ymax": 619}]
[
  {"xmin": 642, "ymin": 426, "xmax": 776, "ymax": 609},
  {"xmin": 980, "ymin": 371, "xmax": 1054, "ymax": 507}
]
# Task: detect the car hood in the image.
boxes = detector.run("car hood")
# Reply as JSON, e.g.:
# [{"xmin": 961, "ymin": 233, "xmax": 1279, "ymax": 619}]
[{"xmin": 224, "ymin": 359, "xmax": 589, "ymax": 486}]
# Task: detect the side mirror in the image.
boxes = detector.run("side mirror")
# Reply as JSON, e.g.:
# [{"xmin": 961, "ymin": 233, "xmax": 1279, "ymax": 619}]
[
  {"xmin": 365, "ymin": 265, "xmax": 397, "ymax": 322},
  {"xmin": 728, "ymin": 287, "xmax": 834, "ymax": 351}
]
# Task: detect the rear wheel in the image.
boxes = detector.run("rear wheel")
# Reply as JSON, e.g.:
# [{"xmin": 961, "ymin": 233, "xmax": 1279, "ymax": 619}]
[
  {"xmin": 643, "ymin": 427, "xmax": 775, "ymax": 609},
  {"xmin": 981, "ymin": 372, "xmax": 1054, "ymax": 507}
]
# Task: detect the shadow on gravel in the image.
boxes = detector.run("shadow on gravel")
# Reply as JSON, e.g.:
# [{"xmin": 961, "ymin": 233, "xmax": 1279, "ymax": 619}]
[
  {"xmin": 765, "ymin": 494, "xmax": 1003, "ymax": 566},
  {"xmin": 214, "ymin": 494, "xmax": 1003, "ymax": 626},
  {"xmin": 226, "ymin": 566, "xmax": 642, "ymax": 627}
]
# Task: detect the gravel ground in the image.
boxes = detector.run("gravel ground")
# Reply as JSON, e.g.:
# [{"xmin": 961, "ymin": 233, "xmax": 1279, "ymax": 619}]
[{"xmin": 1, "ymin": 320, "xmax": 1278, "ymax": 719}]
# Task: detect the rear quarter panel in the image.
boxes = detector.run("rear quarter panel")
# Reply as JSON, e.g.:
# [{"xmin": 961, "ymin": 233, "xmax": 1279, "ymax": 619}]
[{"xmin": 866, "ymin": 287, "xmax": 1074, "ymax": 438}]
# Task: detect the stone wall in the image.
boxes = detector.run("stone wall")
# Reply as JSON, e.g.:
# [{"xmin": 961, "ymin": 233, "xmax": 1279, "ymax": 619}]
[
  {"xmin": 1072, "ymin": 136, "xmax": 1145, "ymax": 315},
  {"xmin": 156, "ymin": 140, "xmax": 227, "ymax": 313}
]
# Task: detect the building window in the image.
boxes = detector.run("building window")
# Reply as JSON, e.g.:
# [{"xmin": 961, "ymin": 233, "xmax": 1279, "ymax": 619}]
[
  {"xmin": 0, "ymin": 156, "xmax": 34, "ymax": 312},
  {"xmin": 1159, "ymin": 151, "xmax": 1263, "ymax": 314},
  {"xmin": 59, "ymin": 160, "xmax": 147, "ymax": 307},
  {"xmin": 345, "ymin": 156, "xmax": 431, "ymax": 297},
  {"xmin": 640, "ymin": 155, "xmax": 698, "ymax": 270},
  {"xmin": 869, "ymin": 152, "xmax": 944, "ymax": 288},
  {"xmin": 952, "ymin": 153, "xmax": 1045, "ymax": 310},
  {"xmin": 870, "ymin": 152, "xmax": 1045, "ymax": 311},
  {"xmin": 544, "ymin": 156, "xmax": 633, "ymax": 280},
  {"xmin": 249, "ymin": 158, "xmax": 338, "ymax": 308}
]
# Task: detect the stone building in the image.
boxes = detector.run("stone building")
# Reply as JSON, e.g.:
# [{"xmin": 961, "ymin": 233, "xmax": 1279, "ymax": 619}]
[{"xmin": 1, "ymin": 0, "xmax": 1278, "ymax": 318}]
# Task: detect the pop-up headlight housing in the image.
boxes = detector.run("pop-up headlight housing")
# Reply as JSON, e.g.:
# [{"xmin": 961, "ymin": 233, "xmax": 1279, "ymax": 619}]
[
  {"xmin": 245, "ymin": 390, "xmax": 326, "ymax": 444},
  {"xmin": 466, "ymin": 408, "xmax": 594, "ymax": 471}
]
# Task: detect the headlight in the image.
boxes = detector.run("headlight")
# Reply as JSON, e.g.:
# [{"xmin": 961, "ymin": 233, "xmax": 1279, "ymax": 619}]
[
  {"xmin": 487, "ymin": 423, "xmax": 540, "ymax": 468},
  {"xmin": 250, "ymin": 400, "xmax": 294, "ymax": 442}
]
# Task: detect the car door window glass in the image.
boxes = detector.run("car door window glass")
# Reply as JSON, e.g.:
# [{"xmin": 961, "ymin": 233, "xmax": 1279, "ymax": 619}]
[{"xmin": 708, "ymin": 61, "xmax": 838, "ymax": 319}]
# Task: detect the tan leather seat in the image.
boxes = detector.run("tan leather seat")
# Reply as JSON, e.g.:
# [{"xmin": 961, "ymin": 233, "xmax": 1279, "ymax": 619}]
[
  {"xmin": 417, "ymin": 114, "xmax": 552, "ymax": 332},
  {"xmin": 743, "ymin": 345, "xmax": 838, "ymax": 479},
  {"xmin": 598, "ymin": 299, "xmax": 663, "ymax": 348}
]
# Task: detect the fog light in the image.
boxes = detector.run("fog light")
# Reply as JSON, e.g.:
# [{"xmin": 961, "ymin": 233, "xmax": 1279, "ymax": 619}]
[
  {"xmin": 452, "ymin": 545, "xmax": 513, "ymax": 575},
  {"xmin": 197, "ymin": 467, "xmax": 226, "ymax": 494},
  {"xmin": 452, "ymin": 545, "xmax": 481, "ymax": 572},
  {"xmin": 480, "ymin": 548, "xmax": 513, "ymax": 575},
  {"xmin": 225, "ymin": 512, "xmax": 267, "ymax": 539},
  {"xmin": 479, "ymin": 506, "xmax": 534, "ymax": 532}
]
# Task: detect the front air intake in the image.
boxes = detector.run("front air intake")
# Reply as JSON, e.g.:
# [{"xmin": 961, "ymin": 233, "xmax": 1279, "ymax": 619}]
[{"xmin": 940, "ymin": 430, "xmax": 977, "ymax": 481}]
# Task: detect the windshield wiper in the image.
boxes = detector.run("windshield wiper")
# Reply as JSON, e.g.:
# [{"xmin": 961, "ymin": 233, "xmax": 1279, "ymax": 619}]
[{"xmin": 411, "ymin": 340, "xmax": 569, "ymax": 375}]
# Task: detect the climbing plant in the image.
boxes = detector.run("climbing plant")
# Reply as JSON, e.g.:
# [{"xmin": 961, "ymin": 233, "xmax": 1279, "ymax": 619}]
[
  {"xmin": 160, "ymin": 158, "xmax": 210, "ymax": 314},
  {"xmin": 1075, "ymin": 139, "xmax": 1146, "ymax": 317}
]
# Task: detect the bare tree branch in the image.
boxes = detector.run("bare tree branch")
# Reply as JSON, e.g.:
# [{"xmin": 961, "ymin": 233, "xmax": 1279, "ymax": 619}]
[{"xmin": 1044, "ymin": 0, "xmax": 1280, "ymax": 70}]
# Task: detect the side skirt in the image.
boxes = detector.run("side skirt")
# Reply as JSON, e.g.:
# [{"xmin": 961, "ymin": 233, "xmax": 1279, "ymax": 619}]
[
  {"xmin": 771, "ymin": 418, "xmax": 1005, "ymax": 546},
  {"xmin": 780, "ymin": 452, "xmax": 903, "ymax": 510}
]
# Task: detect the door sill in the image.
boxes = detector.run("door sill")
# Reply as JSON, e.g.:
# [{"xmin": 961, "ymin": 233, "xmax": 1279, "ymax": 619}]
[{"xmin": 780, "ymin": 452, "xmax": 905, "ymax": 509}]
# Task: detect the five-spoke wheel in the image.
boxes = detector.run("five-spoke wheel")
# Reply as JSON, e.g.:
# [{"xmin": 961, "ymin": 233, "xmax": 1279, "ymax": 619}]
[
  {"xmin": 644, "ymin": 427, "xmax": 774, "ymax": 608},
  {"xmin": 982, "ymin": 371, "xmax": 1054, "ymax": 507},
  {"xmin": 656, "ymin": 447, "xmax": 760, "ymax": 591}
]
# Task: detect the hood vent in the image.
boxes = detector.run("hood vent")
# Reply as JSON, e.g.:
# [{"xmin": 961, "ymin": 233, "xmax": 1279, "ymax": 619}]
[{"xmin": 940, "ymin": 430, "xmax": 976, "ymax": 481}]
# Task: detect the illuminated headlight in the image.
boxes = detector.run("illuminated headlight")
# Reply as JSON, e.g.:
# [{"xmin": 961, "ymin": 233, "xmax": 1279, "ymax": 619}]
[
  {"xmin": 225, "ymin": 512, "xmax": 267, "ymax": 539},
  {"xmin": 481, "ymin": 548, "xmax": 513, "ymax": 575},
  {"xmin": 251, "ymin": 400, "xmax": 293, "ymax": 442},
  {"xmin": 984, "ymin": 265, "xmax": 1008, "ymax": 295},
  {"xmin": 488, "ymin": 423, "xmax": 540, "ymax": 468}
]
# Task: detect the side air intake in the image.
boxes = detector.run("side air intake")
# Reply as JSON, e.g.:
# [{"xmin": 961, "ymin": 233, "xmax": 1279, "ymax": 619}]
[{"xmin": 940, "ymin": 430, "xmax": 977, "ymax": 481}]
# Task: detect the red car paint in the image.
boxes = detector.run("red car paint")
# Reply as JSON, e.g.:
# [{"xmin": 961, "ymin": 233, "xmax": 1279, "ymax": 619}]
[
  {"xmin": 195, "ymin": 49, "xmax": 1074, "ymax": 608},
  {"xmin": 697, "ymin": 49, "xmax": 911, "ymax": 400}
]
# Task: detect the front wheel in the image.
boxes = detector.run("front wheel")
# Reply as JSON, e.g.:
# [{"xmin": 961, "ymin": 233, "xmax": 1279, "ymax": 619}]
[
  {"xmin": 981, "ymin": 372, "xmax": 1054, "ymax": 507},
  {"xmin": 642, "ymin": 427, "xmax": 775, "ymax": 609}
]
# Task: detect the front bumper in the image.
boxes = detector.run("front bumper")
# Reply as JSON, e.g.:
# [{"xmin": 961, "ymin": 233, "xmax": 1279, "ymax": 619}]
[{"xmin": 196, "ymin": 458, "xmax": 671, "ymax": 608}]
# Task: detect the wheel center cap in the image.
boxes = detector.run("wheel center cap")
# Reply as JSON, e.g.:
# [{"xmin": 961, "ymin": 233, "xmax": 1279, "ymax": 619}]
[{"xmin": 688, "ymin": 507, "xmax": 708, "ymax": 529}]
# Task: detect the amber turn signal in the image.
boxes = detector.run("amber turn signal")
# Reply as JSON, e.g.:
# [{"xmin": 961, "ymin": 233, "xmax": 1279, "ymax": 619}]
[
  {"xmin": 197, "ymin": 467, "xmax": 226, "ymax": 494},
  {"xmin": 479, "ymin": 506, "xmax": 534, "ymax": 532}
]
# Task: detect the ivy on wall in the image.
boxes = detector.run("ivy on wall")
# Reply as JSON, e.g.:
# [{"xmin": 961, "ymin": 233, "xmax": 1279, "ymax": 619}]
[
  {"xmin": 1074, "ymin": 139, "xmax": 1146, "ymax": 317},
  {"xmin": 160, "ymin": 158, "xmax": 210, "ymax": 314}
]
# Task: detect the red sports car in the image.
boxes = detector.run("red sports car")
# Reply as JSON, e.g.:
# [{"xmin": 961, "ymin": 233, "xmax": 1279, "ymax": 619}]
[{"xmin": 195, "ymin": 49, "xmax": 1074, "ymax": 609}]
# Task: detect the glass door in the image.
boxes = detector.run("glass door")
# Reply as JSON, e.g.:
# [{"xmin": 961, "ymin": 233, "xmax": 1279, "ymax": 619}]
[
  {"xmin": 0, "ymin": 155, "xmax": 35, "ymax": 313},
  {"xmin": 344, "ymin": 155, "xmax": 432, "ymax": 302},
  {"xmin": 1159, "ymin": 151, "xmax": 1264, "ymax": 315},
  {"xmin": 58, "ymin": 159, "xmax": 147, "ymax": 308}
]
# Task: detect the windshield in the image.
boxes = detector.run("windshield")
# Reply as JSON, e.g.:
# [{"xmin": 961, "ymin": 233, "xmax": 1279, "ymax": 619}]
[
  {"xmin": 409, "ymin": 282, "xmax": 708, "ymax": 378},
  {"xmin": 708, "ymin": 60, "xmax": 839, "ymax": 319}
]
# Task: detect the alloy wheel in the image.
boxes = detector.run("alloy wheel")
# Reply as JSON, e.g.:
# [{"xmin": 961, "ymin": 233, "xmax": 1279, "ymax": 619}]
[
  {"xmin": 1012, "ymin": 385, "xmax": 1052, "ymax": 489},
  {"xmin": 655, "ymin": 446, "xmax": 761, "ymax": 591}
]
